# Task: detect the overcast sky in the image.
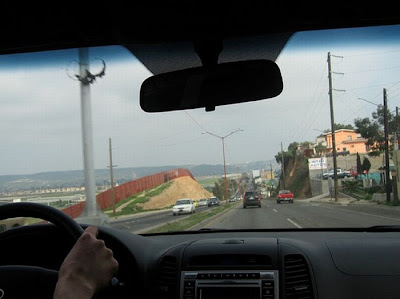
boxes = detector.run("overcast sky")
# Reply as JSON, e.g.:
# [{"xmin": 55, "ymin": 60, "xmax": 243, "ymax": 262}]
[{"xmin": 1, "ymin": 25, "xmax": 400, "ymax": 175}]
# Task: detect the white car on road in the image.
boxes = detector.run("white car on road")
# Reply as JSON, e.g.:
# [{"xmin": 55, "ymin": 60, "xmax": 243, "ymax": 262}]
[
  {"xmin": 172, "ymin": 198, "xmax": 196, "ymax": 216},
  {"xmin": 198, "ymin": 198, "xmax": 208, "ymax": 206}
]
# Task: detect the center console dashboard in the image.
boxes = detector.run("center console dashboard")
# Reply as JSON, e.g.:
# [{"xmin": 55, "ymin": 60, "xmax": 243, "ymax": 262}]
[{"xmin": 156, "ymin": 237, "xmax": 315, "ymax": 299}]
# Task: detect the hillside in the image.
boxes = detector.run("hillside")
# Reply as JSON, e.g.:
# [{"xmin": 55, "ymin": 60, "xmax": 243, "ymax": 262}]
[
  {"xmin": 284, "ymin": 155, "xmax": 311, "ymax": 198},
  {"xmin": 138, "ymin": 176, "xmax": 213, "ymax": 210}
]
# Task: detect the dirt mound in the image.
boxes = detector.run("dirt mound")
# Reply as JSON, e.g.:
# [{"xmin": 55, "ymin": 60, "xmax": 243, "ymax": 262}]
[{"xmin": 140, "ymin": 176, "xmax": 213, "ymax": 210}]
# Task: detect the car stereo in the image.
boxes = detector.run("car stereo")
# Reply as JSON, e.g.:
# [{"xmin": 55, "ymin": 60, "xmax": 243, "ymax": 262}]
[{"xmin": 180, "ymin": 270, "xmax": 278, "ymax": 299}]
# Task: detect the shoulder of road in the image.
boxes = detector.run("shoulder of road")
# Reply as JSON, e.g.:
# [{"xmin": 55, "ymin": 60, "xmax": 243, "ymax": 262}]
[{"xmin": 296, "ymin": 192, "xmax": 400, "ymax": 210}]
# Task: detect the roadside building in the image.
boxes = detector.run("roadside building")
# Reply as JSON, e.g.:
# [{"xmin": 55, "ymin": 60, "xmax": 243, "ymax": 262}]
[{"xmin": 324, "ymin": 129, "xmax": 368, "ymax": 154}]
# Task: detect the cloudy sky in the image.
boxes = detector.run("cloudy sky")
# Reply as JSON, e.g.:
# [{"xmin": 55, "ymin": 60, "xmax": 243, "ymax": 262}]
[{"xmin": 1, "ymin": 25, "xmax": 400, "ymax": 175}]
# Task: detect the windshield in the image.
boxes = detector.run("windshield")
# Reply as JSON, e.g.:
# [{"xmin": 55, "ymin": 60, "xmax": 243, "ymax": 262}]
[
  {"xmin": 175, "ymin": 200, "xmax": 191, "ymax": 205},
  {"xmin": 2, "ymin": 25, "xmax": 400, "ymax": 233}
]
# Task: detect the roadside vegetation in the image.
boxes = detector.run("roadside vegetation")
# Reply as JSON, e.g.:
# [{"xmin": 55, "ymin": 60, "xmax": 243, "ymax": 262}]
[
  {"xmin": 105, "ymin": 181, "xmax": 173, "ymax": 216},
  {"xmin": 145, "ymin": 202, "xmax": 234, "ymax": 233}
]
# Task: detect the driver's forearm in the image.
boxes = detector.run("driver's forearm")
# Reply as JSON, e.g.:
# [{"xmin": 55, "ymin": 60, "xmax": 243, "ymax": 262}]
[{"xmin": 53, "ymin": 278, "xmax": 95, "ymax": 299}]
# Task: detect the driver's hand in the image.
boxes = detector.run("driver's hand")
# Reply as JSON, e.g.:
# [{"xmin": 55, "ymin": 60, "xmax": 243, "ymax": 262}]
[{"xmin": 53, "ymin": 226, "xmax": 119, "ymax": 299}]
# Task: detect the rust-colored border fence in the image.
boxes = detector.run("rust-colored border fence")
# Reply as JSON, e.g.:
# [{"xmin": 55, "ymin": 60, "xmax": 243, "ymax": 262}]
[{"xmin": 61, "ymin": 168, "xmax": 194, "ymax": 219}]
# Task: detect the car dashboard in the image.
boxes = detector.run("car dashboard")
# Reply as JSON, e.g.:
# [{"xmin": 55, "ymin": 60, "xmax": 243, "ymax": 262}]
[{"xmin": 2, "ymin": 225, "xmax": 400, "ymax": 298}]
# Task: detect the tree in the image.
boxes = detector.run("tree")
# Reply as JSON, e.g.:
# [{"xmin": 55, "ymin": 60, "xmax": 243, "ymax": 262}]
[
  {"xmin": 354, "ymin": 104, "xmax": 399, "ymax": 155},
  {"xmin": 362, "ymin": 157, "xmax": 371, "ymax": 174},
  {"xmin": 212, "ymin": 178, "xmax": 239, "ymax": 199},
  {"xmin": 356, "ymin": 153, "xmax": 362, "ymax": 179},
  {"xmin": 354, "ymin": 117, "xmax": 382, "ymax": 154},
  {"xmin": 315, "ymin": 142, "xmax": 327, "ymax": 155},
  {"xmin": 323, "ymin": 123, "xmax": 355, "ymax": 132},
  {"xmin": 288, "ymin": 142, "xmax": 299, "ymax": 157}
]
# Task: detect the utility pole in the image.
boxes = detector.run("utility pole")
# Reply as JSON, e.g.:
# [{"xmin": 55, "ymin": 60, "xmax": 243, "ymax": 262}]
[
  {"xmin": 75, "ymin": 48, "xmax": 108, "ymax": 225},
  {"xmin": 281, "ymin": 142, "xmax": 285, "ymax": 189},
  {"xmin": 108, "ymin": 138, "xmax": 117, "ymax": 215},
  {"xmin": 396, "ymin": 106, "xmax": 399, "ymax": 150},
  {"xmin": 327, "ymin": 52, "xmax": 344, "ymax": 202},
  {"xmin": 393, "ymin": 106, "xmax": 400, "ymax": 204},
  {"xmin": 202, "ymin": 129, "xmax": 243, "ymax": 201},
  {"xmin": 383, "ymin": 88, "xmax": 391, "ymax": 203}
]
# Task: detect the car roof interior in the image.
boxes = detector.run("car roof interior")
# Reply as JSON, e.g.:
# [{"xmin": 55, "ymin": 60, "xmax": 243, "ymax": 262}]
[{"xmin": 1, "ymin": 2, "xmax": 399, "ymax": 63}]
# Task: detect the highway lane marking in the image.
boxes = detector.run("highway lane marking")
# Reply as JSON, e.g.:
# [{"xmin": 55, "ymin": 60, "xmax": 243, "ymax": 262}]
[
  {"xmin": 272, "ymin": 209, "xmax": 278, "ymax": 213},
  {"xmin": 287, "ymin": 218, "xmax": 302, "ymax": 228}
]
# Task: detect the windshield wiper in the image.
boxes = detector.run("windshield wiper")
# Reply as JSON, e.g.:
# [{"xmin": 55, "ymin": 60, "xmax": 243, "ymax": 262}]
[{"xmin": 365, "ymin": 225, "xmax": 400, "ymax": 232}]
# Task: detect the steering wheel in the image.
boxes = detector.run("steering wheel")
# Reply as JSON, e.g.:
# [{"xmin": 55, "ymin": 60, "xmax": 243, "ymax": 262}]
[{"xmin": 0, "ymin": 202, "xmax": 84, "ymax": 298}]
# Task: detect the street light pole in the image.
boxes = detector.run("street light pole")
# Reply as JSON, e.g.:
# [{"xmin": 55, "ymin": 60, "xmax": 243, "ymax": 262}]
[
  {"xmin": 221, "ymin": 137, "xmax": 228, "ymax": 201},
  {"xmin": 383, "ymin": 88, "xmax": 391, "ymax": 203},
  {"xmin": 203, "ymin": 129, "xmax": 243, "ymax": 201}
]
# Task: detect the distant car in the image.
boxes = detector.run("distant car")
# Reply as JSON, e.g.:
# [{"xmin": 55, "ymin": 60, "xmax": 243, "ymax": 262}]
[
  {"xmin": 277, "ymin": 190, "xmax": 294, "ymax": 204},
  {"xmin": 228, "ymin": 197, "xmax": 236, "ymax": 202},
  {"xmin": 323, "ymin": 168, "xmax": 350, "ymax": 179},
  {"xmin": 243, "ymin": 191, "xmax": 261, "ymax": 208},
  {"xmin": 172, "ymin": 198, "xmax": 196, "ymax": 216},
  {"xmin": 198, "ymin": 198, "xmax": 208, "ymax": 206},
  {"xmin": 208, "ymin": 197, "xmax": 220, "ymax": 207}
]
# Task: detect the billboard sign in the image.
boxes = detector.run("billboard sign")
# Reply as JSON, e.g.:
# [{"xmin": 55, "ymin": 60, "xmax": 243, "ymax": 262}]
[{"xmin": 308, "ymin": 157, "xmax": 327, "ymax": 170}]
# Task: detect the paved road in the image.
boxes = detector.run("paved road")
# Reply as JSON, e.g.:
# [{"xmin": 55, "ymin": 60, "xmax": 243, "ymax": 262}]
[
  {"xmin": 200, "ymin": 199, "xmax": 400, "ymax": 230},
  {"xmin": 109, "ymin": 198, "xmax": 400, "ymax": 233},
  {"xmin": 110, "ymin": 205, "xmax": 214, "ymax": 233}
]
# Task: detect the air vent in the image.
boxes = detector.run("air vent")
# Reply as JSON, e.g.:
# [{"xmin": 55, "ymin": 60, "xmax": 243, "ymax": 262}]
[
  {"xmin": 157, "ymin": 255, "xmax": 178, "ymax": 299},
  {"xmin": 283, "ymin": 254, "xmax": 314, "ymax": 299}
]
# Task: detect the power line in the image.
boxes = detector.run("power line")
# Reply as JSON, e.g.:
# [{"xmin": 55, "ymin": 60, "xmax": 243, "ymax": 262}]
[
  {"xmin": 343, "ymin": 49, "xmax": 400, "ymax": 58},
  {"xmin": 184, "ymin": 111, "xmax": 208, "ymax": 132},
  {"xmin": 344, "ymin": 65, "xmax": 400, "ymax": 74},
  {"xmin": 346, "ymin": 80, "xmax": 400, "ymax": 91}
]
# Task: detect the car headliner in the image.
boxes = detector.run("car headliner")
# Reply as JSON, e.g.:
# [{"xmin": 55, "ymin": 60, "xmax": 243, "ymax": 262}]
[{"xmin": 1, "ymin": 3, "xmax": 399, "ymax": 74}]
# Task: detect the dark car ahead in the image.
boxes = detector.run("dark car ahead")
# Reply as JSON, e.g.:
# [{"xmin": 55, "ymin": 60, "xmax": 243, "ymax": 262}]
[
  {"xmin": 243, "ymin": 191, "xmax": 261, "ymax": 208},
  {"xmin": 208, "ymin": 197, "xmax": 220, "ymax": 207}
]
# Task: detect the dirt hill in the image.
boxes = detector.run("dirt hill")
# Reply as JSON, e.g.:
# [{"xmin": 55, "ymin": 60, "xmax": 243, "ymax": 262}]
[
  {"xmin": 285, "ymin": 154, "xmax": 311, "ymax": 199},
  {"xmin": 139, "ymin": 176, "xmax": 214, "ymax": 210}
]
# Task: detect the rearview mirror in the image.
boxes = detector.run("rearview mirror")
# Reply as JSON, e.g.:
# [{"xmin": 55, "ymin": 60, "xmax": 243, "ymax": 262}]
[{"xmin": 140, "ymin": 60, "xmax": 283, "ymax": 112}]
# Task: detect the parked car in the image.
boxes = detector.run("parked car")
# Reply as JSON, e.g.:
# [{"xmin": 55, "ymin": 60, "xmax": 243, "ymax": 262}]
[
  {"xmin": 277, "ymin": 190, "xmax": 294, "ymax": 204},
  {"xmin": 208, "ymin": 197, "xmax": 220, "ymax": 207},
  {"xmin": 243, "ymin": 191, "xmax": 261, "ymax": 208},
  {"xmin": 323, "ymin": 168, "xmax": 350, "ymax": 179},
  {"xmin": 198, "ymin": 198, "xmax": 208, "ymax": 206},
  {"xmin": 172, "ymin": 198, "xmax": 195, "ymax": 216},
  {"xmin": 228, "ymin": 197, "xmax": 236, "ymax": 202},
  {"xmin": 349, "ymin": 166, "xmax": 359, "ymax": 177}
]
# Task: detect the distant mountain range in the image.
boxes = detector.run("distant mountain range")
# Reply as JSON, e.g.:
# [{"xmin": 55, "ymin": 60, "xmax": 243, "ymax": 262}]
[{"xmin": 0, "ymin": 160, "xmax": 278, "ymax": 192}]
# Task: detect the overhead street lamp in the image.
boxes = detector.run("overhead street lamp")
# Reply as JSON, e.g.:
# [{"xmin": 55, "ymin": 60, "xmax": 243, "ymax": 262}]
[{"xmin": 202, "ymin": 129, "xmax": 244, "ymax": 201}]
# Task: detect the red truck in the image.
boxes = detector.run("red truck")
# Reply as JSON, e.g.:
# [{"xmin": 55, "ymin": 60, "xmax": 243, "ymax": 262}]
[{"xmin": 276, "ymin": 190, "xmax": 294, "ymax": 204}]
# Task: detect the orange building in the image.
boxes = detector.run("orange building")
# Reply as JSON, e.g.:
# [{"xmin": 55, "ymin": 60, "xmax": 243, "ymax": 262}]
[{"xmin": 324, "ymin": 129, "xmax": 368, "ymax": 154}]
